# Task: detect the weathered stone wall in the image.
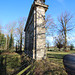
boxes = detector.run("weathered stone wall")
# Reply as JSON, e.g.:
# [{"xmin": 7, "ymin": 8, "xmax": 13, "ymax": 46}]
[
  {"xmin": 25, "ymin": 10, "xmax": 34, "ymax": 58},
  {"xmin": 24, "ymin": 0, "xmax": 48, "ymax": 60},
  {"xmin": 36, "ymin": 6, "xmax": 46, "ymax": 60}
]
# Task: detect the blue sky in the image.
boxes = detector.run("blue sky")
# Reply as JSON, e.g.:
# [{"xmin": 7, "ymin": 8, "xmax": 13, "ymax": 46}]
[
  {"xmin": 0, "ymin": 0, "xmax": 75, "ymax": 46},
  {"xmin": 0, "ymin": 0, "xmax": 75, "ymax": 25}
]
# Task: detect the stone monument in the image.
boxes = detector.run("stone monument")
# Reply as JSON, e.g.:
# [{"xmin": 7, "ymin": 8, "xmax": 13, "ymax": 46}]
[{"xmin": 24, "ymin": 0, "xmax": 48, "ymax": 60}]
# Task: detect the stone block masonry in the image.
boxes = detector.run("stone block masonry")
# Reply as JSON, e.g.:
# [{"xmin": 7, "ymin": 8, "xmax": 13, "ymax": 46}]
[{"xmin": 24, "ymin": 0, "xmax": 48, "ymax": 60}]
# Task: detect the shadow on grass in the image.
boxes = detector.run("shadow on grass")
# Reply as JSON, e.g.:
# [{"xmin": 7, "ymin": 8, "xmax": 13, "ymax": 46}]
[
  {"xmin": 0, "ymin": 55, "xmax": 7, "ymax": 75},
  {"xmin": 12, "ymin": 51, "xmax": 33, "ymax": 75},
  {"xmin": 47, "ymin": 53, "xmax": 66, "ymax": 59}
]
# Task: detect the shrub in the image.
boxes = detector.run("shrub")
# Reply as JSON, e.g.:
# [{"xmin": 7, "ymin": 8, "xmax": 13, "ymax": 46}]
[
  {"xmin": 0, "ymin": 50, "xmax": 5, "ymax": 54},
  {"xmin": 70, "ymin": 44, "xmax": 74, "ymax": 50},
  {"xmin": 8, "ymin": 57, "xmax": 21, "ymax": 69}
]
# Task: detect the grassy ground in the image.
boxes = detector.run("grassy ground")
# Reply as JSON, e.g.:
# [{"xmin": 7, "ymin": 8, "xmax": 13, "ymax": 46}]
[
  {"xmin": 47, "ymin": 51, "xmax": 75, "ymax": 75},
  {"xmin": 0, "ymin": 50, "xmax": 32, "ymax": 75},
  {"xmin": 0, "ymin": 51, "xmax": 21, "ymax": 75},
  {"xmin": 47, "ymin": 51, "xmax": 75, "ymax": 59},
  {"xmin": 1, "ymin": 50, "xmax": 75, "ymax": 75}
]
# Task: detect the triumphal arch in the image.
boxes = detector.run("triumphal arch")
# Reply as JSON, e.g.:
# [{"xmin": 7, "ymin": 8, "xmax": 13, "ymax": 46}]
[{"xmin": 24, "ymin": 0, "xmax": 48, "ymax": 60}]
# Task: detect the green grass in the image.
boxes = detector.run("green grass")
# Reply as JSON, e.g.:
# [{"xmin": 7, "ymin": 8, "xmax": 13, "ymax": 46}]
[
  {"xmin": 1, "ymin": 49, "xmax": 75, "ymax": 75},
  {"xmin": 0, "ymin": 50, "xmax": 33, "ymax": 75},
  {"xmin": 47, "ymin": 51, "xmax": 75, "ymax": 75},
  {"xmin": 47, "ymin": 51, "xmax": 75, "ymax": 59},
  {"xmin": 0, "ymin": 51, "xmax": 21, "ymax": 75},
  {"xmin": 17, "ymin": 65, "xmax": 31, "ymax": 75}
]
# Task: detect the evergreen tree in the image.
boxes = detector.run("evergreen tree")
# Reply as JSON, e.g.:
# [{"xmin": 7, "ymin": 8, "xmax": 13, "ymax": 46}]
[
  {"xmin": 9, "ymin": 33, "xmax": 14, "ymax": 49},
  {"xmin": 6, "ymin": 35, "xmax": 10, "ymax": 50},
  {"xmin": 70, "ymin": 44, "xmax": 74, "ymax": 50},
  {"xmin": 0, "ymin": 32, "xmax": 6, "ymax": 49}
]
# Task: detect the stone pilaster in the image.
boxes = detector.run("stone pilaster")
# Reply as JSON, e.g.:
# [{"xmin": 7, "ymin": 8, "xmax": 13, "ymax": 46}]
[{"xmin": 24, "ymin": 0, "xmax": 48, "ymax": 60}]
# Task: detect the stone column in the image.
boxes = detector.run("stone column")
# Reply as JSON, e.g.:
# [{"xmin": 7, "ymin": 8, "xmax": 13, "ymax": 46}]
[
  {"xmin": 34, "ymin": 2, "xmax": 48, "ymax": 60},
  {"xmin": 24, "ymin": 0, "xmax": 48, "ymax": 60}
]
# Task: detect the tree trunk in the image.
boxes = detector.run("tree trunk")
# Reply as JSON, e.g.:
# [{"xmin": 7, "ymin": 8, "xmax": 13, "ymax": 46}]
[
  {"xmin": 20, "ymin": 33, "xmax": 22, "ymax": 52},
  {"xmin": 6, "ymin": 35, "xmax": 9, "ymax": 50},
  {"xmin": 24, "ymin": 34, "xmax": 25, "ymax": 50},
  {"xmin": 59, "ymin": 48, "xmax": 61, "ymax": 51},
  {"xmin": 16, "ymin": 43, "xmax": 17, "ymax": 52},
  {"xmin": 64, "ymin": 27, "xmax": 67, "ymax": 51}
]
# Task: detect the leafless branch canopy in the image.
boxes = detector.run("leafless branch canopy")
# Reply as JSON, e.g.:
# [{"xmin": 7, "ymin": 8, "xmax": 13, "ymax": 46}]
[{"xmin": 58, "ymin": 11, "xmax": 74, "ymax": 33}]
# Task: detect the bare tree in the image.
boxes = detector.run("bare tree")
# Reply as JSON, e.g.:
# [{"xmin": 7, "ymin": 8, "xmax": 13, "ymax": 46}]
[
  {"xmin": 45, "ymin": 15, "xmax": 56, "ymax": 36},
  {"xmin": 0, "ymin": 24, "xmax": 2, "ymax": 33},
  {"xmin": 45, "ymin": 15, "xmax": 57, "ymax": 48},
  {"xmin": 46, "ymin": 41, "xmax": 50, "ymax": 51},
  {"xmin": 16, "ymin": 17, "xmax": 26, "ymax": 51},
  {"xmin": 5, "ymin": 21, "xmax": 16, "ymax": 50},
  {"xmin": 6, "ymin": 21, "xmax": 16, "ymax": 35},
  {"xmin": 0, "ymin": 24, "xmax": 6, "ymax": 49},
  {"xmin": 54, "ymin": 34, "xmax": 64, "ymax": 51},
  {"xmin": 35, "ymin": 10, "xmax": 56, "ymax": 36},
  {"xmin": 57, "ymin": 12, "xmax": 74, "ymax": 51}
]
